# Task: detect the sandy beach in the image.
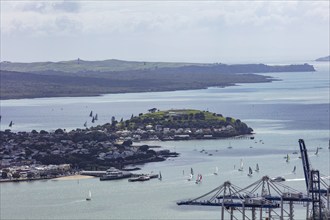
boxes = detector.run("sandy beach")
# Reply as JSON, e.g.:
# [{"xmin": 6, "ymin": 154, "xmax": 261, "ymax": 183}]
[{"xmin": 53, "ymin": 175, "xmax": 95, "ymax": 181}]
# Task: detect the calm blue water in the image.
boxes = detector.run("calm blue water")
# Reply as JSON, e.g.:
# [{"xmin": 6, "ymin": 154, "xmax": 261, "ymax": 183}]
[{"xmin": 0, "ymin": 61, "xmax": 329, "ymax": 219}]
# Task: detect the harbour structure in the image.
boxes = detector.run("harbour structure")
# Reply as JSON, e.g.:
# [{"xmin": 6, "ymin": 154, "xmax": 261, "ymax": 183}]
[
  {"xmin": 298, "ymin": 139, "xmax": 330, "ymax": 219},
  {"xmin": 177, "ymin": 139, "xmax": 330, "ymax": 219}
]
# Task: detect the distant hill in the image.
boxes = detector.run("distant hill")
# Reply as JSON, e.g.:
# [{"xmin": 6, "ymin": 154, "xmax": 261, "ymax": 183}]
[
  {"xmin": 315, "ymin": 56, "xmax": 330, "ymax": 62},
  {"xmin": 0, "ymin": 59, "xmax": 315, "ymax": 100}
]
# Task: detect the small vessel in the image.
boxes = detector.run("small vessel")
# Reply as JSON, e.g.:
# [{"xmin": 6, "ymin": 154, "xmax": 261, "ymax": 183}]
[
  {"xmin": 128, "ymin": 175, "xmax": 150, "ymax": 182},
  {"xmin": 238, "ymin": 159, "xmax": 244, "ymax": 171},
  {"xmin": 292, "ymin": 166, "xmax": 296, "ymax": 174},
  {"xmin": 158, "ymin": 171, "xmax": 162, "ymax": 180},
  {"xmin": 247, "ymin": 167, "xmax": 253, "ymax": 177},
  {"xmin": 315, "ymin": 147, "xmax": 319, "ymax": 155},
  {"xmin": 187, "ymin": 174, "xmax": 193, "ymax": 181},
  {"xmin": 195, "ymin": 174, "xmax": 202, "ymax": 184},
  {"xmin": 255, "ymin": 163, "xmax": 259, "ymax": 172},
  {"xmin": 89, "ymin": 111, "xmax": 93, "ymax": 117},
  {"xmin": 83, "ymin": 121, "xmax": 87, "ymax": 127},
  {"xmin": 214, "ymin": 166, "xmax": 218, "ymax": 175},
  {"xmin": 190, "ymin": 168, "xmax": 194, "ymax": 176},
  {"xmin": 95, "ymin": 114, "xmax": 98, "ymax": 120},
  {"xmin": 86, "ymin": 190, "xmax": 92, "ymax": 201},
  {"xmin": 9, "ymin": 121, "xmax": 13, "ymax": 127},
  {"xmin": 285, "ymin": 154, "xmax": 290, "ymax": 163},
  {"xmin": 227, "ymin": 142, "xmax": 232, "ymax": 149},
  {"xmin": 272, "ymin": 176, "xmax": 285, "ymax": 182},
  {"xmin": 92, "ymin": 116, "xmax": 95, "ymax": 123}
]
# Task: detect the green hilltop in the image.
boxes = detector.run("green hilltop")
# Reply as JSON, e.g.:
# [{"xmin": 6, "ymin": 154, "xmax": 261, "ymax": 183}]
[{"xmin": 108, "ymin": 109, "xmax": 253, "ymax": 139}]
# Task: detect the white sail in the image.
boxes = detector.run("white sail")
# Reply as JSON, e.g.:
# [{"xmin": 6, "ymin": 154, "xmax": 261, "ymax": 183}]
[
  {"xmin": 86, "ymin": 190, "xmax": 92, "ymax": 201},
  {"xmin": 238, "ymin": 159, "xmax": 244, "ymax": 171},
  {"xmin": 214, "ymin": 166, "xmax": 218, "ymax": 175}
]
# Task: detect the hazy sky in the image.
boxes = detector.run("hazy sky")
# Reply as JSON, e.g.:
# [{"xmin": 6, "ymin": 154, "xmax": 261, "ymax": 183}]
[{"xmin": 1, "ymin": 1, "xmax": 329, "ymax": 63}]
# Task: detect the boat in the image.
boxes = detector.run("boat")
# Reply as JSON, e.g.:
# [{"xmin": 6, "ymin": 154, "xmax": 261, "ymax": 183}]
[
  {"xmin": 128, "ymin": 175, "xmax": 150, "ymax": 182},
  {"xmin": 247, "ymin": 167, "xmax": 253, "ymax": 177},
  {"xmin": 285, "ymin": 154, "xmax": 290, "ymax": 162},
  {"xmin": 292, "ymin": 166, "xmax": 296, "ymax": 174},
  {"xmin": 187, "ymin": 174, "xmax": 193, "ymax": 181},
  {"xmin": 89, "ymin": 111, "xmax": 93, "ymax": 117},
  {"xmin": 83, "ymin": 121, "xmax": 87, "ymax": 127},
  {"xmin": 238, "ymin": 159, "xmax": 244, "ymax": 171},
  {"xmin": 100, "ymin": 167, "xmax": 132, "ymax": 181},
  {"xmin": 315, "ymin": 147, "xmax": 319, "ymax": 155},
  {"xmin": 9, "ymin": 121, "xmax": 13, "ymax": 127},
  {"xmin": 227, "ymin": 142, "xmax": 232, "ymax": 149},
  {"xmin": 86, "ymin": 190, "xmax": 92, "ymax": 201},
  {"xmin": 95, "ymin": 114, "xmax": 98, "ymax": 120},
  {"xmin": 158, "ymin": 171, "xmax": 162, "ymax": 180},
  {"xmin": 195, "ymin": 174, "xmax": 202, "ymax": 184},
  {"xmin": 271, "ymin": 176, "xmax": 285, "ymax": 182},
  {"xmin": 214, "ymin": 166, "xmax": 218, "ymax": 175},
  {"xmin": 92, "ymin": 116, "xmax": 95, "ymax": 123},
  {"xmin": 255, "ymin": 163, "xmax": 259, "ymax": 172},
  {"xmin": 190, "ymin": 168, "xmax": 194, "ymax": 176}
]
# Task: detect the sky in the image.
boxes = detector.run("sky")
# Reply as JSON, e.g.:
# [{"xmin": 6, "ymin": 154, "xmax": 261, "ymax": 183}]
[{"xmin": 1, "ymin": 1, "xmax": 329, "ymax": 63}]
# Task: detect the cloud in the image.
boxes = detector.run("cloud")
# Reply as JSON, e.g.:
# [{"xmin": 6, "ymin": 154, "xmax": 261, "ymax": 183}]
[{"xmin": 19, "ymin": 1, "xmax": 80, "ymax": 13}]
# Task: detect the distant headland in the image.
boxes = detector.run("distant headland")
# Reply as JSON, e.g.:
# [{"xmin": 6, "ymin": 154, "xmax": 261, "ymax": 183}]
[
  {"xmin": 0, "ymin": 59, "xmax": 315, "ymax": 100},
  {"xmin": 315, "ymin": 56, "xmax": 330, "ymax": 62}
]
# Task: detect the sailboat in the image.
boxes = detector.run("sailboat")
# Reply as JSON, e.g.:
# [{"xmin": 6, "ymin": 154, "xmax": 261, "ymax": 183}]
[
  {"xmin": 255, "ymin": 163, "xmax": 259, "ymax": 172},
  {"xmin": 292, "ymin": 166, "xmax": 296, "ymax": 174},
  {"xmin": 315, "ymin": 147, "xmax": 319, "ymax": 155},
  {"xmin": 187, "ymin": 168, "xmax": 194, "ymax": 181},
  {"xmin": 86, "ymin": 190, "xmax": 92, "ymax": 201},
  {"xmin": 214, "ymin": 166, "xmax": 219, "ymax": 175},
  {"xmin": 84, "ymin": 121, "xmax": 87, "ymax": 127},
  {"xmin": 9, "ymin": 121, "xmax": 13, "ymax": 127},
  {"xmin": 247, "ymin": 167, "xmax": 253, "ymax": 177},
  {"xmin": 95, "ymin": 114, "xmax": 98, "ymax": 120},
  {"xmin": 195, "ymin": 174, "xmax": 202, "ymax": 184},
  {"xmin": 238, "ymin": 159, "xmax": 244, "ymax": 171},
  {"xmin": 286, "ymin": 154, "xmax": 290, "ymax": 163},
  {"xmin": 92, "ymin": 116, "xmax": 95, "ymax": 123},
  {"xmin": 89, "ymin": 111, "xmax": 93, "ymax": 117},
  {"xmin": 158, "ymin": 171, "xmax": 162, "ymax": 180}
]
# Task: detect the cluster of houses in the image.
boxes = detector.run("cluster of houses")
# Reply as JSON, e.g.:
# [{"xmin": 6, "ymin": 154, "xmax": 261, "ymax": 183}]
[
  {"xmin": 115, "ymin": 124, "xmax": 236, "ymax": 141},
  {"xmin": 0, "ymin": 164, "xmax": 71, "ymax": 181}
]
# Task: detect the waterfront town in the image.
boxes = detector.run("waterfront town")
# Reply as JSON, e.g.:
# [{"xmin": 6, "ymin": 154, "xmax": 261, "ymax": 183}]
[{"xmin": 0, "ymin": 109, "xmax": 253, "ymax": 182}]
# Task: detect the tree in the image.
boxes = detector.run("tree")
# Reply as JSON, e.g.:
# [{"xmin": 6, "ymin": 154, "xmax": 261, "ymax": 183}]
[{"xmin": 148, "ymin": 108, "xmax": 157, "ymax": 113}]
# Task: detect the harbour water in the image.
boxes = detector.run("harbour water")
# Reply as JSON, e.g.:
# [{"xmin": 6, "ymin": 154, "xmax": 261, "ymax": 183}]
[{"xmin": 0, "ymin": 61, "xmax": 329, "ymax": 219}]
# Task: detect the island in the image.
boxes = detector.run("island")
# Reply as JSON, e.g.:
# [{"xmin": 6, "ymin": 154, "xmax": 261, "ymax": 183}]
[
  {"xmin": 315, "ymin": 55, "xmax": 330, "ymax": 62},
  {"xmin": 0, "ymin": 109, "xmax": 253, "ymax": 182},
  {"xmin": 0, "ymin": 59, "xmax": 315, "ymax": 100}
]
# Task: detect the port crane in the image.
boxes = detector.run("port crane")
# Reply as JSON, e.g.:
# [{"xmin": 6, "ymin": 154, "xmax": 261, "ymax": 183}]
[
  {"xmin": 177, "ymin": 175, "xmax": 313, "ymax": 219},
  {"xmin": 177, "ymin": 139, "xmax": 330, "ymax": 219},
  {"xmin": 298, "ymin": 139, "xmax": 330, "ymax": 219}
]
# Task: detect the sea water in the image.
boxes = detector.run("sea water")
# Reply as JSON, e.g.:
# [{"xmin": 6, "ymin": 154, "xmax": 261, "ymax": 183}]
[{"xmin": 0, "ymin": 61, "xmax": 329, "ymax": 219}]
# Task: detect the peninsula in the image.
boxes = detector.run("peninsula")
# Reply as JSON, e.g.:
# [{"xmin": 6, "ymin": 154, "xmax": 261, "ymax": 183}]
[
  {"xmin": 0, "ymin": 109, "xmax": 252, "ymax": 181},
  {"xmin": 0, "ymin": 59, "xmax": 315, "ymax": 100},
  {"xmin": 315, "ymin": 55, "xmax": 330, "ymax": 62}
]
